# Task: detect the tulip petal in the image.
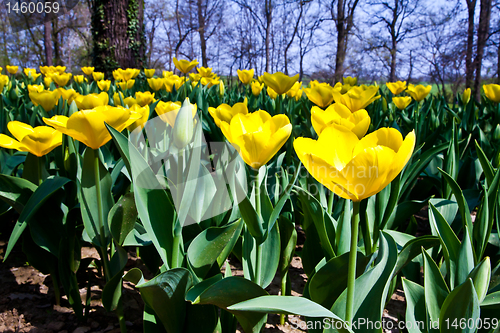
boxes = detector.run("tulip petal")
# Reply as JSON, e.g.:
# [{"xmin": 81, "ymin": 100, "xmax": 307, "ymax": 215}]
[
  {"xmin": 349, "ymin": 110, "xmax": 370, "ymax": 139},
  {"xmin": 353, "ymin": 127, "xmax": 403, "ymax": 157},
  {"xmin": 317, "ymin": 125, "xmax": 359, "ymax": 171},
  {"xmin": 8, "ymin": 121, "xmax": 34, "ymax": 142},
  {"xmin": 257, "ymin": 123, "xmax": 292, "ymax": 167},
  {"xmin": 0, "ymin": 134, "xmax": 23, "ymax": 151}
]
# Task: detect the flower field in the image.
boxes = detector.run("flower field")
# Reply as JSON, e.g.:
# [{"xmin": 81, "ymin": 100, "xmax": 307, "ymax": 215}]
[{"xmin": 1, "ymin": 62, "xmax": 500, "ymax": 333}]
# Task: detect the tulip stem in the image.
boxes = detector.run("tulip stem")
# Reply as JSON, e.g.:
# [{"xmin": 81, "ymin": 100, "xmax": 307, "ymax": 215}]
[
  {"xmin": 172, "ymin": 150, "xmax": 184, "ymax": 269},
  {"xmin": 327, "ymin": 190, "xmax": 335, "ymax": 215},
  {"xmin": 253, "ymin": 167, "xmax": 262, "ymax": 286},
  {"xmin": 346, "ymin": 200, "xmax": 360, "ymax": 326},
  {"xmin": 94, "ymin": 150, "xmax": 110, "ymax": 282}
]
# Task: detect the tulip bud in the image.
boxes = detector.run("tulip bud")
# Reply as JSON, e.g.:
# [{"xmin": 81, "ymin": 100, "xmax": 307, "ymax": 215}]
[
  {"xmin": 381, "ymin": 97, "xmax": 388, "ymax": 112},
  {"xmin": 494, "ymin": 124, "xmax": 500, "ymax": 141},
  {"xmin": 173, "ymin": 98, "xmax": 195, "ymax": 149},
  {"xmin": 219, "ymin": 80, "xmax": 225, "ymax": 97}
]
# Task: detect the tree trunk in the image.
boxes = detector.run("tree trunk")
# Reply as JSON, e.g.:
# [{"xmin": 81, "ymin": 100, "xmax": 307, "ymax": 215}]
[
  {"xmin": 52, "ymin": 19, "xmax": 62, "ymax": 66},
  {"xmin": 265, "ymin": 0, "xmax": 272, "ymax": 72},
  {"xmin": 44, "ymin": 15, "xmax": 53, "ymax": 66},
  {"xmin": 334, "ymin": 0, "xmax": 345, "ymax": 83},
  {"xmin": 465, "ymin": 0, "xmax": 477, "ymax": 89},
  {"xmin": 91, "ymin": 0, "xmax": 145, "ymax": 74},
  {"xmin": 197, "ymin": 0, "xmax": 208, "ymax": 67},
  {"xmin": 389, "ymin": 43, "xmax": 397, "ymax": 82},
  {"xmin": 473, "ymin": 0, "xmax": 492, "ymax": 100},
  {"xmin": 389, "ymin": 0, "xmax": 398, "ymax": 82}
]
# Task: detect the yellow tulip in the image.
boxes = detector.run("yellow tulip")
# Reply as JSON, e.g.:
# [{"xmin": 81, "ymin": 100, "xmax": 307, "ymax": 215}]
[
  {"xmin": 219, "ymin": 81, "xmax": 225, "ymax": 97},
  {"xmin": 386, "ymin": 81, "xmax": 406, "ymax": 95},
  {"xmin": 6, "ymin": 65, "xmax": 18, "ymax": 74},
  {"xmin": 144, "ymin": 68, "xmax": 155, "ymax": 78},
  {"xmin": 148, "ymin": 78, "xmax": 165, "ymax": 91},
  {"xmin": 155, "ymin": 100, "xmax": 197, "ymax": 127},
  {"xmin": 200, "ymin": 77, "xmax": 219, "ymax": 87},
  {"xmin": 40, "ymin": 66, "xmax": 66, "ymax": 75},
  {"xmin": 405, "ymin": 84, "xmax": 431, "ymax": 102},
  {"xmin": 29, "ymin": 90, "xmax": 59, "ymax": 111},
  {"xmin": 74, "ymin": 75, "xmax": 88, "ymax": 84},
  {"xmin": 123, "ymin": 96, "xmax": 138, "ymax": 107},
  {"xmin": 127, "ymin": 104, "xmax": 150, "ymax": 131},
  {"xmin": 92, "ymin": 72, "xmax": 105, "ymax": 81},
  {"xmin": 251, "ymin": 80, "xmax": 264, "ymax": 96},
  {"xmin": 258, "ymin": 75, "xmax": 264, "ymax": 83},
  {"xmin": 118, "ymin": 80, "xmax": 135, "ymax": 91},
  {"xmin": 97, "ymin": 80, "xmax": 111, "ymax": 92},
  {"xmin": 294, "ymin": 125, "xmax": 415, "ymax": 201},
  {"xmin": 263, "ymin": 72, "xmax": 299, "ymax": 95},
  {"xmin": 189, "ymin": 73, "xmax": 201, "ymax": 83},
  {"xmin": 0, "ymin": 75, "xmax": 9, "ymax": 91},
  {"xmin": 44, "ymin": 76, "xmax": 53, "ymax": 88},
  {"xmin": 197, "ymin": 67, "xmax": 214, "ymax": 78},
  {"xmin": 343, "ymin": 76, "xmax": 357, "ymax": 86},
  {"xmin": 74, "ymin": 92, "xmax": 109, "ymax": 110},
  {"xmin": 113, "ymin": 92, "xmax": 125, "ymax": 106},
  {"xmin": 483, "ymin": 84, "xmax": 500, "ymax": 103},
  {"xmin": 55, "ymin": 88, "xmax": 78, "ymax": 104},
  {"xmin": 165, "ymin": 76, "xmax": 185, "ymax": 92},
  {"xmin": 267, "ymin": 86, "xmax": 278, "ymax": 99},
  {"xmin": 81, "ymin": 67, "xmax": 95, "ymax": 76},
  {"xmin": 0, "ymin": 121, "xmax": 62, "ymax": 157},
  {"xmin": 24, "ymin": 68, "xmax": 41, "ymax": 80},
  {"xmin": 162, "ymin": 71, "xmax": 173, "ymax": 78},
  {"xmin": 332, "ymin": 85, "xmax": 380, "ymax": 112},
  {"xmin": 0, "ymin": 67, "xmax": 2, "ymax": 73},
  {"xmin": 43, "ymin": 106, "xmax": 141, "ymax": 149},
  {"xmin": 311, "ymin": 104, "xmax": 370, "ymax": 139},
  {"xmin": 286, "ymin": 82, "xmax": 303, "ymax": 99},
  {"xmin": 237, "ymin": 69, "xmax": 255, "ymax": 85},
  {"xmin": 392, "ymin": 96, "xmax": 412, "ymax": 110},
  {"xmin": 135, "ymin": 91, "xmax": 155, "ymax": 106},
  {"xmin": 304, "ymin": 84, "xmax": 335, "ymax": 108},
  {"xmin": 462, "ymin": 88, "xmax": 471, "ymax": 105},
  {"xmin": 173, "ymin": 57, "xmax": 199, "ymax": 74},
  {"xmin": 209, "ymin": 100, "xmax": 248, "ymax": 127},
  {"xmin": 50, "ymin": 73, "xmax": 72, "ymax": 86},
  {"xmin": 113, "ymin": 68, "xmax": 140, "ymax": 81},
  {"xmin": 220, "ymin": 110, "xmax": 292, "ymax": 169},
  {"xmin": 28, "ymin": 84, "xmax": 44, "ymax": 94}
]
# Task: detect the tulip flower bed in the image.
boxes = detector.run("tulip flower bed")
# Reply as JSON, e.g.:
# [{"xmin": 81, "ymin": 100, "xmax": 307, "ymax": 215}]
[{"xmin": 1, "ymin": 62, "xmax": 500, "ymax": 333}]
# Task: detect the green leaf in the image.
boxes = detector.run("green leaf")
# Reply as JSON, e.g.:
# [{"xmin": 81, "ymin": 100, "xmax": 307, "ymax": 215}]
[
  {"xmin": 422, "ymin": 249, "xmax": 449, "ymax": 325},
  {"xmin": 130, "ymin": 144, "xmax": 175, "ymax": 268},
  {"xmin": 278, "ymin": 215, "xmax": 297, "ymax": 277},
  {"xmin": 235, "ymin": 176, "xmax": 266, "ymax": 244},
  {"xmin": 192, "ymin": 276, "xmax": 268, "ymax": 333},
  {"xmin": 79, "ymin": 148, "xmax": 114, "ymax": 247},
  {"xmin": 102, "ymin": 245, "xmax": 128, "ymax": 311},
  {"xmin": 393, "ymin": 235, "xmax": 440, "ymax": 276},
  {"xmin": 137, "ymin": 268, "xmax": 193, "ymax": 333},
  {"xmin": 5, "ymin": 176, "xmax": 70, "ymax": 260},
  {"xmin": 331, "ymin": 232, "xmax": 398, "ymax": 333},
  {"xmin": 475, "ymin": 141, "xmax": 494, "ymax": 185},
  {"xmin": 439, "ymin": 279, "xmax": 480, "ymax": 333},
  {"xmin": 428, "ymin": 203, "xmax": 460, "ymax": 288},
  {"xmin": 298, "ymin": 190, "xmax": 335, "ymax": 260},
  {"xmin": 108, "ymin": 193, "xmax": 138, "ymax": 246},
  {"xmin": 480, "ymin": 291, "xmax": 500, "ymax": 308},
  {"xmin": 187, "ymin": 219, "xmax": 243, "ymax": 279},
  {"xmin": 228, "ymin": 295, "xmax": 351, "ymax": 331},
  {"xmin": 457, "ymin": 226, "xmax": 475, "ymax": 287},
  {"xmin": 308, "ymin": 251, "xmax": 369, "ymax": 310},
  {"xmin": 438, "ymin": 168, "xmax": 473, "ymax": 243},
  {"xmin": 401, "ymin": 278, "xmax": 427, "ymax": 333},
  {"xmin": 0, "ymin": 174, "xmax": 37, "ymax": 213},
  {"xmin": 106, "ymin": 123, "xmax": 132, "ymax": 176}
]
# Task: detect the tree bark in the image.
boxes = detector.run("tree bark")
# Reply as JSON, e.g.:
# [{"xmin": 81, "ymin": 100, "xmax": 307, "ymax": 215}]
[
  {"xmin": 44, "ymin": 15, "xmax": 53, "ymax": 66},
  {"xmin": 334, "ymin": 0, "xmax": 346, "ymax": 83},
  {"xmin": 91, "ymin": 0, "xmax": 145, "ymax": 74},
  {"xmin": 197, "ymin": 0, "xmax": 208, "ymax": 67},
  {"xmin": 265, "ymin": 0, "xmax": 272, "ymax": 72},
  {"xmin": 465, "ymin": 0, "xmax": 477, "ymax": 89},
  {"xmin": 389, "ymin": 0, "xmax": 399, "ymax": 82},
  {"xmin": 473, "ymin": 0, "xmax": 492, "ymax": 100}
]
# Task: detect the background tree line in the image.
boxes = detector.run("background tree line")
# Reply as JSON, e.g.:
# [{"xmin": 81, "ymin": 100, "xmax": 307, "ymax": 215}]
[{"xmin": 1, "ymin": 0, "xmax": 500, "ymax": 97}]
